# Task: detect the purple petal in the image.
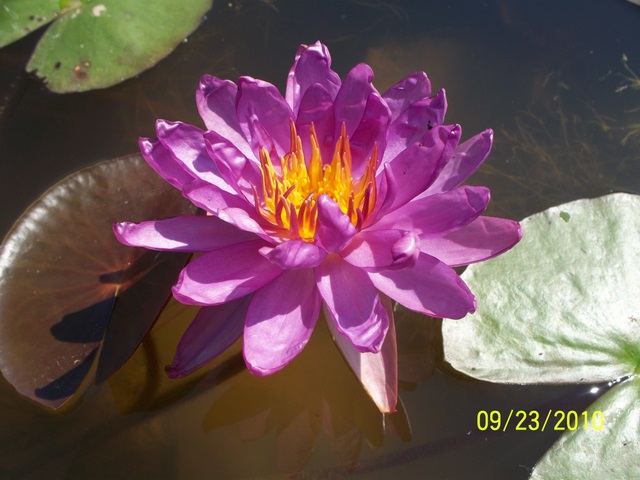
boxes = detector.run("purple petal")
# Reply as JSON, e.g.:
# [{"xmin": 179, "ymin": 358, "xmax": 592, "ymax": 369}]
[
  {"xmin": 368, "ymin": 252, "xmax": 476, "ymax": 319},
  {"xmin": 182, "ymin": 180, "xmax": 271, "ymax": 241},
  {"xmin": 237, "ymin": 77, "xmax": 294, "ymax": 159},
  {"xmin": 244, "ymin": 269, "xmax": 320, "ymax": 375},
  {"xmin": 295, "ymin": 83, "xmax": 336, "ymax": 161},
  {"xmin": 333, "ymin": 63, "xmax": 375, "ymax": 139},
  {"xmin": 203, "ymin": 129, "xmax": 262, "ymax": 199},
  {"xmin": 196, "ymin": 75, "xmax": 254, "ymax": 159},
  {"xmin": 114, "ymin": 215, "xmax": 256, "ymax": 252},
  {"xmin": 155, "ymin": 120, "xmax": 232, "ymax": 193},
  {"xmin": 383, "ymin": 89, "xmax": 448, "ymax": 163},
  {"xmin": 172, "ymin": 240, "xmax": 282, "ymax": 305},
  {"xmin": 426, "ymin": 128, "xmax": 493, "ymax": 194},
  {"xmin": 315, "ymin": 255, "xmax": 388, "ymax": 352},
  {"xmin": 139, "ymin": 137, "xmax": 193, "ymax": 190},
  {"xmin": 374, "ymin": 124, "xmax": 460, "ymax": 214},
  {"xmin": 166, "ymin": 296, "xmax": 251, "ymax": 377},
  {"xmin": 382, "ymin": 71, "xmax": 431, "ymax": 121},
  {"xmin": 349, "ymin": 92, "xmax": 390, "ymax": 177},
  {"xmin": 286, "ymin": 41, "xmax": 341, "ymax": 115},
  {"xmin": 314, "ymin": 195, "xmax": 357, "ymax": 253},
  {"xmin": 325, "ymin": 294, "xmax": 398, "ymax": 413},
  {"xmin": 374, "ymin": 185, "xmax": 490, "ymax": 237},
  {"xmin": 260, "ymin": 240, "xmax": 327, "ymax": 269},
  {"xmin": 420, "ymin": 216, "xmax": 522, "ymax": 267},
  {"xmin": 341, "ymin": 229, "xmax": 418, "ymax": 270}
]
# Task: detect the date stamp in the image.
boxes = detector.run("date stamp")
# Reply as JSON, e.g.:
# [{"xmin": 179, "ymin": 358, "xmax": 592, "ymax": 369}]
[{"xmin": 476, "ymin": 410, "xmax": 604, "ymax": 432}]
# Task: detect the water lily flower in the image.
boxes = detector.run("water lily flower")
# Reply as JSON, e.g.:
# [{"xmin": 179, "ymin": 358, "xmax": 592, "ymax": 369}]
[{"xmin": 114, "ymin": 41, "xmax": 522, "ymax": 412}]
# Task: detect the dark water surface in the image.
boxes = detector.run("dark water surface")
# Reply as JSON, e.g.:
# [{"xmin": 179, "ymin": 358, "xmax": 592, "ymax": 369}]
[{"xmin": 0, "ymin": 0, "xmax": 639, "ymax": 478}]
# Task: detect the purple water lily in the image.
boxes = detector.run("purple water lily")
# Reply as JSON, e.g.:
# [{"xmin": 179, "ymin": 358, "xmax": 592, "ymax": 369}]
[{"xmin": 114, "ymin": 41, "xmax": 521, "ymax": 412}]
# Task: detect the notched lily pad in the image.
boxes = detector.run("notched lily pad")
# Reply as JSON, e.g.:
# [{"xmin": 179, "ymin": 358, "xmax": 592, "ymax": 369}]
[{"xmin": 0, "ymin": 154, "xmax": 196, "ymax": 409}]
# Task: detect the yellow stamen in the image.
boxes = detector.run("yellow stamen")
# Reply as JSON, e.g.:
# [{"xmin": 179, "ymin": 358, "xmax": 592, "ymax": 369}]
[{"xmin": 255, "ymin": 120, "xmax": 378, "ymax": 240}]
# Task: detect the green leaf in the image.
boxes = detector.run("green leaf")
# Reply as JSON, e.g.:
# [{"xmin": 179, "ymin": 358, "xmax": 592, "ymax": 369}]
[
  {"xmin": 0, "ymin": 154, "xmax": 196, "ymax": 410},
  {"xmin": 530, "ymin": 375, "xmax": 640, "ymax": 479},
  {"xmin": 23, "ymin": 0, "xmax": 212, "ymax": 93},
  {"xmin": 443, "ymin": 193, "xmax": 640, "ymax": 384},
  {"xmin": 0, "ymin": 0, "xmax": 60, "ymax": 49}
]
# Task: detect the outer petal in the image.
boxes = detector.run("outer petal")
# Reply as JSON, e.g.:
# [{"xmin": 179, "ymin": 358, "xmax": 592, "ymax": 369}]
[
  {"xmin": 243, "ymin": 269, "xmax": 321, "ymax": 375},
  {"xmin": 172, "ymin": 240, "xmax": 282, "ymax": 305},
  {"xmin": 237, "ymin": 77, "xmax": 295, "ymax": 159},
  {"xmin": 368, "ymin": 252, "xmax": 476, "ymax": 319},
  {"xmin": 420, "ymin": 216, "xmax": 523, "ymax": 267},
  {"xmin": 325, "ymin": 294, "xmax": 398, "ymax": 413},
  {"xmin": 196, "ymin": 75, "xmax": 254, "ymax": 159},
  {"xmin": 155, "ymin": 120, "xmax": 232, "ymax": 193},
  {"xmin": 166, "ymin": 296, "xmax": 251, "ymax": 377},
  {"xmin": 381, "ymin": 71, "xmax": 431, "ymax": 121},
  {"xmin": 426, "ymin": 128, "xmax": 493, "ymax": 195},
  {"xmin": 139, "ymin": 137, "xmax": 193, "ymax": 190},
  {"xmin": 373, "ymin": 185, "xmax": 490, "ymax": 237},
  {"xmin": 285, "ymin": 41, "xmax": 341, "ymax": 114},
  {"xmin": 315, "ymin": 195, "xmax": 357, "ymax": 253},
  {"xmin": 260, "ymin": 240, "xmax": 327, "ymax": 269},
  {"xmin": 383, "ymin": 89, "xmax": 448, "ymax": 163},
  {"xmin": 315, "ymin": 255, "xmax": 388, "ymax": 352},
  {"xmin": 114, "ymin": 215, "xmax": 255, "ymax": 252}
]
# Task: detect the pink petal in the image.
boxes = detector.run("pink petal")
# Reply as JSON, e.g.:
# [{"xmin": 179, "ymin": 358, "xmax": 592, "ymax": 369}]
[
  {"xmin": 315, "ymin": 255, "xmax": 388, "ymax": 352},
  {"xmin": 333, "ymin": 63, "xmax": 375, "ymax": 139},
  {"xmin": 381, "ymin": 71, "xmax": 431, "ymax": 121},
  {"xmin": 196, "ymin": 75, "xmax": 254, "ymax": 160},
  {"xmin": 374, "ymin": 185, "xmax": 490, "ymax": 237},
  {"xmin": 295, "ymin": 84, "xmax": 335, "ymax": 161},
  {"xmin": 172, "ymin": 240, "xmax": 282, "ymax": 305},
  {"xmin": 166, "ymin": 296, "xmax": 251, "ymax": 377},
  {"xmin": 349, "ymin": 92, "xmax": 390, "ymax": 177},
  {"xmin": 155, "ymin": 120, "xmax": 232, "ymax": 193},
  {"xmin": 315, "ymin": 195, "xmax": 357, "ymax": 253},
  {"xmin": 139, "ymin": 137, "xmax": 193, "ymax": 190},
  {"xmin": 243, "ymin": 269, "xmax": 320, "ymax": 375},
  {"xmin": 426, "ymin": 128, "xmax": 493, "ymax": 194},
  {"xmin": 113, "ymin": 215, "xmax": 255, "ymax": 252},
  {"xmin": 368, "ymin": 252, "xmax": 476, "ymax": 319},
  {"xmin": 237, "ymin": 77, "xmax": 294, "ymax": 159},
  {"xmin": 420, "ymin": 216, "xmax": 522, "ymax": 267},
  {"xmin": 203, "ymin": 130, "xmax": 262, "ymax": 200},
  {"xmin": 325, "ymin": 294, "xmax": 398, "ymax": 413},
  {"xmin": 260, "ymin": 240, "xmax": 327, "ymax": 269},
  {"xmin": 285, "ymin": 41, "xmax": 341, "ymax": 115},
  {"xmin": 374, "ymin": 124, "xmax": 460, "ymax": 214},
  {"xmin": 341, "ymin": 229, "xmax": 418, "ymax": 270},
  {"xmin": 383, "ymin": 89, "xmax": 448, "ymax": 162}
]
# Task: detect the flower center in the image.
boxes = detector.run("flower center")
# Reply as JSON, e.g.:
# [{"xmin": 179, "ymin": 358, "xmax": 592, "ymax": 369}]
[{"xmin": 255, "ymin": 121, "xmax": 378, "ymax": 241}]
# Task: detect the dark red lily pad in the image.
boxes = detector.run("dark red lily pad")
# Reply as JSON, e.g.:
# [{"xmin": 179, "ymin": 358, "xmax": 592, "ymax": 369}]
[{"xmin": 0, "ymin": 154, "xmax": 196, "ymax": 410}]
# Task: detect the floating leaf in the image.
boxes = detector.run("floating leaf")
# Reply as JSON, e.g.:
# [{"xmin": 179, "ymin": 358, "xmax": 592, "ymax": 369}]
[
  {"xmin": 0, "ymin": 0, "xmax": 59, "ymax": 49},
  {"xmin": 0, "ymin": 154, "xmax": 196, "ymax": 409},
  {"xmin": 1, "ymin": 0, "xmax": 212, "ymax": 93},
  {"xmin": 443, "ymin": 193, "xmax": 640, "ymax": 384},
  {"xmin": 442, "ymin": 193, "xmax": 640, "ymax": 478},
  {"xmin": 531, "ymin": 376, "xmax": 640, "ymax": 479}
]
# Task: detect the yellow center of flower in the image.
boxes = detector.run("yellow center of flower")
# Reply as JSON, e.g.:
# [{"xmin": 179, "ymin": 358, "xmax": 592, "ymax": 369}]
[{"xmin": 255, "ymin": 121, "xmax": 378, "ymax": 241}]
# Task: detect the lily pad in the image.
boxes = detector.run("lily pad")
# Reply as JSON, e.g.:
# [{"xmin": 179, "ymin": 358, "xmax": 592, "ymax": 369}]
[
  {"xmin": 442, "ymin": 193, "xmax": 640, "ymax": 478},
  {"xmin": 1, "ymin": 0, "xmax": 212, "ymax": 93},
  {"xmin": 0, "ymin": 154, "xmax": 196, "ymax": 409}
]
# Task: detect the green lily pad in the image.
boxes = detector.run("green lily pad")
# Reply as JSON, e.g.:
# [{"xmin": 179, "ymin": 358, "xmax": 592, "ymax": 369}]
[
  {"xmin": 1, "ymin": 0, "xmax": 212, "ymax": 93},
  {"xmin": 443, "ymin": 193, "xmax": 640, "ymax": 383},
  {"xmin": 0, "ymin": 0, "xmax": 60, "ymax": 49},
  {"xmin": 531, "ymin": 376, "xmax": 640, "ymax": 479},
  {"xmin": 442, "ymin": 193, "xmax": 640, "ymax": 478},
  {"xmin": 0, "ymin": 154, "xmax": 195, "ymax": 410}
]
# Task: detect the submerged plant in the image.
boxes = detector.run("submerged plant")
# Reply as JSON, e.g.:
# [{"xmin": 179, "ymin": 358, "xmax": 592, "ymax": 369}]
[{"xmin": 114, "ymin": 41, "xmax": 521, "ymax": 412}]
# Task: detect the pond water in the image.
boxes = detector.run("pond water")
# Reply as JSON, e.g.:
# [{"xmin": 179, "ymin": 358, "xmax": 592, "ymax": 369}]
[{"xmin": 0, "ymin": 0, "xmax": 639, "ymax": 478}]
